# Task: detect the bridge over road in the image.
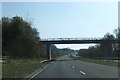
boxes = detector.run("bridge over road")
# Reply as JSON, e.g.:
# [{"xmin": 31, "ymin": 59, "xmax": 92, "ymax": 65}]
[{"xmin": 40, "ymin": 38, "xmax": 118, "ymax": 60}]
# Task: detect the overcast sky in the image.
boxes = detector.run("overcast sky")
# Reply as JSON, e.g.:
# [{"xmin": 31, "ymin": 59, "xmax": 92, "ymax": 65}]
[{"xmin": 2, "ymin": 1, "xmax": 118, "ymax": 50}]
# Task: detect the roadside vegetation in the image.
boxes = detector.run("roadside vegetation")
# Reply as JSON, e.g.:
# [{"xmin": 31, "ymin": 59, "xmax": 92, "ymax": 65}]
[
  {"xmin": 1, "ymin": 16, "xmax": 71, "ymax": 78},
  {"xmin": 2, "ymin": 16, "xmax": 48, "ymax": 78},
  {"xmin": 77, "ymin": 32, "xmax": 119, "ymax": 58},
  {"xmin": 2, "ymin": 16, "xmax": 46, "ymax": 59},
  {"xmin": 2, "ymin": 59, "xmax": 49, "ymax": 78},
  {"xmin": 70, "ymin": 28, "xmax": 119, "ymax": 67},
  {"xmin": 75, "ymin": 28, "xmax": 120, "ymax": 67}
]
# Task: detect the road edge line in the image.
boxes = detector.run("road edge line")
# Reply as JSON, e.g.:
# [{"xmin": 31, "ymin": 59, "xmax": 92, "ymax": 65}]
[{"xmin": 28, "ymin": 61, "xmax": 53, "ymax": 80}]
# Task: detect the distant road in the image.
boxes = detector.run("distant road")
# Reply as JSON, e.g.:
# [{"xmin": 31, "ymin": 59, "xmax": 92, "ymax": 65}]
[{"xmin": 31, "ymin": 55, "xmax": 118, "ymax": 78}]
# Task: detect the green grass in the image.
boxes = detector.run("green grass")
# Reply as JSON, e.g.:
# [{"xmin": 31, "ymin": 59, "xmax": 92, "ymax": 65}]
[
  {"xmin": 2, "ymin": 59, "xmax": 49, "ymax": 78},
  {"xmin": 71, "ymin": 56, "xmax": 119, "ymax": 67}
]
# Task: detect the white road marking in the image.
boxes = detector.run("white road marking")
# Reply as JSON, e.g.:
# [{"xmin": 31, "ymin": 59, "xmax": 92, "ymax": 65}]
[
  {"xmin": 30, "ymin": 65, "xmax": 48, "ymax": 79},
  {"xmin": 80, "ymin": 71, "xmax": 86, "ymax": 75},
  {"xmin": 69, "ymin": 64, "xmax": 71, "ymax": 66},
  {"xmin": 72, "ymin": 66, "xmax": 75, "ymax": 68},
  {"xmin": 28, "ymin": 62, "xmax": 53, "ymax": 79}
]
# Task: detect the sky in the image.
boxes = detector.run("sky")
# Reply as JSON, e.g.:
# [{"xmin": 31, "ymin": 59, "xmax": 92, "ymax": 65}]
[{"xmin": 1, "ymin": 0, "xmax": 118, "ymax": 50}]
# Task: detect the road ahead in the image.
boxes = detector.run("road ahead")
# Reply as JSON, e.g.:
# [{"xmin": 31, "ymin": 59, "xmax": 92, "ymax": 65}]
[{"xmin": 32, "ymin": 55, "xmax": 118, "ymax": 78}]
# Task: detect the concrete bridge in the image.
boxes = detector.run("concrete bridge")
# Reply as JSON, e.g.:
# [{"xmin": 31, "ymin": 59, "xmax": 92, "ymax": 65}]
[{"xmin": 40, "ymin": 38, "xmax": 117, "ymax": 60}]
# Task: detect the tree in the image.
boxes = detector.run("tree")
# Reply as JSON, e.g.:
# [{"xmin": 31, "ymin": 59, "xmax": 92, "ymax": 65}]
[
  {"xmin": 115, "ymin": 27, "xmax": 120, "ymax": 58},
  {"xmin": 78, "ymin": 31, "xmax": 118, "ymax": 59},
  {"xmin": 2, "ymin": 16, "xmax": 45, "ymax": 59},
  {"xmin": 102, "ymin": 32, "xmax": 115, "ymax": 40},
  {"xmin": 113, "ymin": 29, "xmax": 119, "ymax": 57}
]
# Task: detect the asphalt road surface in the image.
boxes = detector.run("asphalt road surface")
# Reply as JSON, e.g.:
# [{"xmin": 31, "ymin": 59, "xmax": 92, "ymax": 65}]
[{"xmin": 32, "ymin": 55, "xmax": 118, "ymax": 78}]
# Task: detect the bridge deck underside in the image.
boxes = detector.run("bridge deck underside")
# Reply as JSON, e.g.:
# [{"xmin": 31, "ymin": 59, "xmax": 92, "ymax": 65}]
[{"xmin": 41, "ymin": 40, "xmax": 117, "ymax": 44}]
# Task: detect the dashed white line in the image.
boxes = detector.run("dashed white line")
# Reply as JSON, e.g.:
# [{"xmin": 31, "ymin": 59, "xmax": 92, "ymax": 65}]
[
  {"xmin": 80, "ymin": 71, "xmax": 86, "ymax": 75},
  {"xmin": 72, "ymin": 66, "xmax": 75, "ymax": 68}
]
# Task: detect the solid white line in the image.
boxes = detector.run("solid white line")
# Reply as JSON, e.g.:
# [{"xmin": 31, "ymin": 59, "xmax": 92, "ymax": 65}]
[
  {"xmin": 30, "ymin": 65, "xmax": 48, "ymax": 79},
  {"xmin": 80, "ymin": 71, "xmax": 86, "ymax": 75},
  {"xmin": 29, "ymin": 62, "xmax": 54, "ymax": 79}
]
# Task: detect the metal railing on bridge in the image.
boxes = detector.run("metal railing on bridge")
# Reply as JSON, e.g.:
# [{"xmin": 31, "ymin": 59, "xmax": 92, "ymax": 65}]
[{"xmin": 41, "ymin": 37, "xmax": 103, "ymax": 41}]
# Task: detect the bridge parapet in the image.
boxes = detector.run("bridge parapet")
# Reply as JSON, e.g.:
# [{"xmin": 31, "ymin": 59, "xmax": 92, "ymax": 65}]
[{"xmin": 41, "ymin": 37, "xmax": 103, "ymax": 41}]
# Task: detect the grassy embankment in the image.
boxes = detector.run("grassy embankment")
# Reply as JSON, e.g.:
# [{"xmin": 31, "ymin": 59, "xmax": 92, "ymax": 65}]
[
  {"xmin": 2, "ymin": 58, "xmax": 50, "ymax": 78},
  {"xmin": 2, "ymin": 54, "xmax": 63, "ymax": 78},
  {"xmin": 71, "ymin": 56, "xmax": 119, "ymax": 67}
]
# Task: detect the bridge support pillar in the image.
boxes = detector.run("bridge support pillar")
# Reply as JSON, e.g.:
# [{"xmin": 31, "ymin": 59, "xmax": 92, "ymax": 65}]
[
  {"xmin": 46, "ymin": 44, "xmax": 51, "ymax": 60},
  {"xmin": 100, "ymin": 40, "xmax": 112, "ymax": 58}
]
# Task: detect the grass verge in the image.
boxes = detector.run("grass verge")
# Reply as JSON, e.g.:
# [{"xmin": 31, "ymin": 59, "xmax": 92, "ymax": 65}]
[
  {"xmin": 71, "ymin": 56, "xmax": 119, "ymax": 67},
  {"xmin": 2, "ymin": 59, "xmax": 50, "ymax": 78}
]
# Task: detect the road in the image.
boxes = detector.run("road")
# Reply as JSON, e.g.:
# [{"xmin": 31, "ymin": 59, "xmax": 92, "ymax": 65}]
[{"xmin": 32, "ymin": 55, "xmax": 118, "ymax": 78}]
